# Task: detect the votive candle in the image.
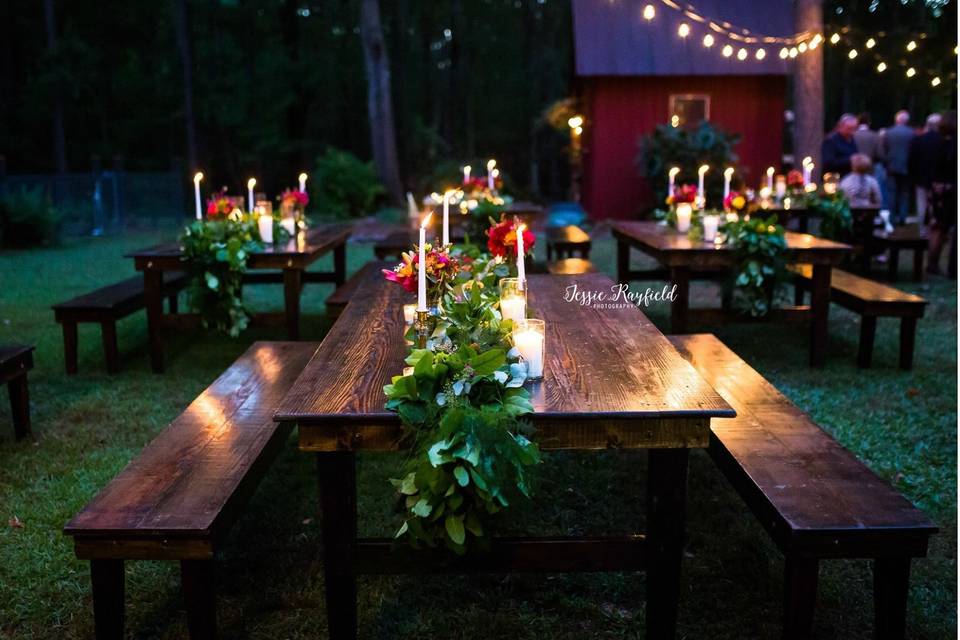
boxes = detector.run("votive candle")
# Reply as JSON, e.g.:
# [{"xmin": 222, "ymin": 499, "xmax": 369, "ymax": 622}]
[
  {"xmin": 675, "ymin": 203, "xmax": 693, "ymax": 233},
  {"xmin": 499, "ymin": 277, "xmax": 526, "ymax": 322},
  {"xmin": 256, "ymin": 206, "xmax": 273, "ymax": 244},
  {"xmin": 702, "ymin": 214, "xmax": 720, "ymax": 242},
  {"xmin": 513, "ymin": 318, "xmax": 545, "ymax": 379},
  {"xmin": 403, "ymin": 303, "xmax": 416, "ymax": 325}
]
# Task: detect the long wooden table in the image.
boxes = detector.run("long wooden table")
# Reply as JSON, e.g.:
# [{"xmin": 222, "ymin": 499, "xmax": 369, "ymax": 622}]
[
  {"xmin": 611, "ymin": 221, "xmax": 851, "ymax": 368},
  {"xmin": 275, "ymin": 271, "xmax": 734, "ymax": 639},
  {"xmin": 127, "ymin": 224, "xmax": 350, "ymax": 372}
]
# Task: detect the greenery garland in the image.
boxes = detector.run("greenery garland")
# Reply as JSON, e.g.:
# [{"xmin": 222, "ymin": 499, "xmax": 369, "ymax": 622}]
[
  {"xmin": 802, "ymin": 192, "xmax": 852, "ymax": 241},
  {"xmin": 384, "ymin": 250, "xmax": 540, "ymax": 554},
  {"xmin": 180, "ymin": 215, "xmax": 262, "ymax": 337},
  {"xmin": 724, "ymin": 214, "xmax": 787, "ymax": 317}
]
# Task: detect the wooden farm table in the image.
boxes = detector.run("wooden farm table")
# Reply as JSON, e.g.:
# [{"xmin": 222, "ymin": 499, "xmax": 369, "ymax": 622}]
[
  {"xmin": 275, "ymin": 271, "xmax": 735, "ymax": 640},
  {"xmin": 127, "ymin": 224, "xmax": 350, "ymax": 372},
  {"xmin": 611, "ymin": 221, "xmax": 851, "ymax": 367}
]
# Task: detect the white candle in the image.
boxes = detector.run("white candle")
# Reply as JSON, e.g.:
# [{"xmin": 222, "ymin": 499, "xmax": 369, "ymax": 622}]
[
  {"xmin": 500, "ymin": 297, "xmax": 526, "ymax": 321},
  {"xmin": 193, "ymin": 172, "xmax": 203, "ymax": 220},
  {"xmin": 487, "ymin": 159, "xmax": 496, "ymax": 190},
  {"xmin": 298, "ymin": 172, "xmax": 307, "ymax": 193},
  {"xmin": 723, "ymin": 167, "xmax": 734, "ymax": 201},
  {"xmin": 514, "ymin": 328, "xmax": 544, "ymax": 378},
  {"xmin": 775, "ymin": 176, "xmax": 787, "ymax": 199},
  {"xmin": 675, "ymin": 203, "xmax": 692, "ymax": 233},
  {"xmin": 257, "ymin": 207, "xmax": 273, "ymax": 244},
  {"xmin": 418, "ymin": 213, "xmax": 432, "ymax": 311},
  {"xmin": 403, "ymin": 303, "xmax": 416, "ymax": 325},
  {"xmin": 442, "ymin": 190, "xmax": 455, "ymax": 246},
  {"xmin": 247, "ymin": 178, "xmax": 256, "ymax": 213},
  {"xmin": 702, "ymin": 215, "xmax": 719, "ymax": 242},
  {"xmin": 766, "ymin": 167, "xmax": 775, "ymax": 191},
  {"xmin": 462, "ymin": 165, "xmax": 471, "ymax": 184},
  {"xmin": 668, "ymin": 167, "xmax": 680, "ymax": 198},
  {"xmin": 697, "ymin": 165, "xmax": 709, "ymax": 209},
  {"xmin": 491, "ymin": 168, "xmax": 500, "ymax": 190},
  {"xmin": 516, "ymin": 223, "xmax": 526, "ymax": 286}
]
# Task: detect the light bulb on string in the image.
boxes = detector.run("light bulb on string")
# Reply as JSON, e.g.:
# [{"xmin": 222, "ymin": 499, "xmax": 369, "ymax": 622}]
[
  {"xmin": 811, "ymin": 33, "xmax": 823, "ymax": 47},
  {"xmin": 779, "ymin": 47, "xmax": 789, "ymax": 59},
  {"xmin": 906, "ymin": 67, "xmax": 916, "ymax": 77},
  {"xmin": 876, "ymin": 61, "xmax": 887, "ymax": 72},
  {"xmin": 737, "ymin": 48, "xmax": 747, "ymax": 60},
  {"xmin": 722, "ymin": 44, "xmax": 733, "ymax": 58},
  {"xmin": 848, "ymin": 49, "xmax": 858, "ymax": 59},
  {"xmin": 789, "ymin": 47, "xmax": 798, "ymax": 58},
  {"xmin": 830, "ymin": 33, "xmax": 841, "ymax": 44},
  {"xmin": 678, "ymin": 23, "xmax": 690, "ymax": 38},
  {"xmin": 865, "ymin": 37, "xmax": 876, "ymax": 49},
  {"xmin": 702, "ymin": 34, "xmax": 714, "ymax": 47},
  {"xmin": 755, "ymin": 48, "xmax": 766, "ymax": 60},
  {"xmin": 906, "ymin": 40, "xmax": 917, "ymax": 51},
  {"xmin": 643, "ymin": 4, "xmax": 655, "ymax": 20},
  {"xmin": 931, "ymin": 76, "xmax": 941, "ymax": 87},
  {"xmin": 798, "ymin": 42, "xmax": 808, "ymax": 53}
]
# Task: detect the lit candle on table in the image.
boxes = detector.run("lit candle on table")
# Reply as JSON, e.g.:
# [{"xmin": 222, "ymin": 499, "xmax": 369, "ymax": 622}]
[
  {"xmin": 418, "ymin": 213, "xmax": 432, "ymax": 312},
  {"xmin": 802, "ymin": 157, "xmax": 813, "ymax": 187},
  {"xmin": 193, "ymin": 172, "xmax": 203, "ymax": 220},
  {"xmin": 702, "ymin": 214, "xmax": 719, "ymax": 242},
  {"xmin": 299, "ymin": 172, "xmax": 308, "ymax": 193},
  {"xmin": 775, "ymin": 175, "xmax": 787, "ymax": 199},
  {"xmin": 462, "ymin": 165, "xmax": 471, "ymax": 184},
  {"xmin": 516, "ymin": 223, "xmax": 527, "ymax": 287},
  {"xmin": 697, "ymin": 165, "xmax": 709, "ymax": 209},
  {"xmin": 723, "ymin": 167, "xmax": 734, "ymax": 202},
  {"xmin": 487, "ymin": 159, "xmax": 496, "ymax": 190},
  {"xmin": 766, "ymin": 166, "xmax": 774, "ymax": 191},
  {"xmin": 247, "ymin": 178, "xmax": 256, "ymax": 213},
  {"xmin": 668, "ymin": 166, "xmax": 680, "ymax": 199},
  {"xmin": 256, "ymin": 205, "xmax": 273, "ymax": 244},
  {"xmin": 499, "ymin": 277, "xmax": 526, "ymax": 321},
  {"xmin": 442, "ymin": 189, "xmax": 456, "ymax": 246},
  {"xmin": 513, "ymin": 319, "xmax": 545, "ymax": 379},
  {"xmin": 403, "ymin": 303, "xmax": 416, "ymax": 325},
  {"xmin": 675, "ymin": 202, "xmax": 692, "ymax": 233}
]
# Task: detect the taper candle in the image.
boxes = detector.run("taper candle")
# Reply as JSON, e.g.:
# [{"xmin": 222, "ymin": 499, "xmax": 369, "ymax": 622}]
[
  {"xmin": 766, "ymin": 166, "xmax": 775, "ymax": 191},
  {"xmin": 298, "ymin": 172, "xmax": 307, "ymax": 192},
  {"xmin": 193, "ymin": 172, "xmax": 203, "ymax": 220},
  {"xmin": 723, "ymin": 167, "xmax": 734, "ymax": 202},
  {"xmin": 418, "ymin": 213, "xmax": 432, "ymax": 311},
  {"xmin": 697, "ymin": 165, "xmax": 709, "ymax": 209},
  {"xmin": 247, "ymin": 178, "xmax": 256, "ymax": 213},
  {"xmin": 516, "ymin": 223, "xmax": 527, "ymax": 287}
]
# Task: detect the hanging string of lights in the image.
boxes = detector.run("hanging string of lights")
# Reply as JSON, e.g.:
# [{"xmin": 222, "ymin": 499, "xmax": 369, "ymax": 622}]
[{"xmin": 638, "ymin": 0, "xmax": 956, "ymax": 87}]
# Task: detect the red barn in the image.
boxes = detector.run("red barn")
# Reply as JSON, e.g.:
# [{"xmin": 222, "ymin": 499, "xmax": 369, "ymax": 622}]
[{"xmin": 573, "ymin": 0, "xmax": 793, "ymax": 219}]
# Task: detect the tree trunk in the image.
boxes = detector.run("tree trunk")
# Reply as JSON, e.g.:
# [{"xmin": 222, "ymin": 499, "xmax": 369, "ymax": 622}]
[
  {"xmin": 794, "ymin": 0, "xmax": 824, "ymax": 173},
  {"xmin": 171, "ymin": 0, "xmax": 198, "ymax": 172},
  {"xmin": 43, "ymin": 0, "xmax": 67, "ymax": 175},
  {"xmin": 360, "ymin": 0, "xmax": 403, "ymax": 204}
]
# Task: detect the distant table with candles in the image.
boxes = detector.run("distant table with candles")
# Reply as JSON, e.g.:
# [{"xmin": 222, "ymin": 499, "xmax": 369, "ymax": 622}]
[
  {"xmin": 612, "ymin": 220, "xmax": 851, "ymax": 367},
  {"xmin": 127, "ymin": 224, "xmax": 350, "ymax": 372},
  {"xmin": 274, "ymin": 270, "xmax": 735, "ymax": 640}
]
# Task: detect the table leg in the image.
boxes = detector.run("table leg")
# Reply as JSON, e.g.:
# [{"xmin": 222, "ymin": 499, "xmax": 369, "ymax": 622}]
[
  {"xmin": 912, "ymin": 248, "xmax": 924, "ymax": 282},
  {"xmin": 334, "ymin": 243, "xmax": 347, "ymax": 287},
  {"xmin": 143, "ymin": 270, "xmax": 165, "ymax": 373},
  {"xmin": 283, "ymin": 269, "xmax": 303, "ymax": 340},
  {"xmin": 181, "ymin": 560, "xmax": 217, "ymax": 640},
  {"xmin": 873, "ymin": 557, "xmax": 911, "ymax": 640},
  {"xmin": 798, "ymin": 215, "xmax": 809, "ymax": 234},
  {"xmin": 8, "ymin": 373, "xmax": 31, "ymax": 440},
  {"xmin": 617, "ymin": 240, "xmax": 630, "ymax": 283},
  {"xmin": 646, "ymin": 448, "xmax": 690, "ymax": 640},
  {"xmin": 809, "ymin": 265, "xmax": 831, "ymax": 368},
  {"xmin": 669, "ymin": 266, "xmax": 690, "ymax": 334},
  {"xmin": 90, "ymin": 559, "xmax": 125, "ymax": 640},
  {"xmin": 317, "ymin": 452, "xmax": 358, "ymax": 640},
  {"xmin": 888, "ymin": 247, "xmax": 900, "ymax": 281}
]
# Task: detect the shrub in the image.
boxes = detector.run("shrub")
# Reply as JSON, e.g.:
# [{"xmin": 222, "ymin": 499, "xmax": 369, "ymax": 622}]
[
  {"xmin": 311, "ymin": 148, "xmax": 384, "ymax": 219},
  {"xmin": 0, "ymin": 187, "xmax": 62, "ymax": 248},
  {"xmin": 637, "ymin": 122, "xmax": 741, "ymax": 212}
]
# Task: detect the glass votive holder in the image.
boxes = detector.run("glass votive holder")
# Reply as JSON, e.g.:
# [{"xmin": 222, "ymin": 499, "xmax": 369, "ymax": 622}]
[
  {"xmin": 499, "ymin": 277, "xmax": 527, "ymax": 322},
  {"xmin": 512, "ymin": 318, "xmax": 545, "ymax": 380},
  {"xmin": 403, "ymin": 303, "xmax": 416, "ymax": 325},
  {"xmin": 675, "ymin": 203, "xmax": 692, "ymax": 233},
  {"xmin": 702, "ymin": 214, "xmax": 719, "ymax": 242}
]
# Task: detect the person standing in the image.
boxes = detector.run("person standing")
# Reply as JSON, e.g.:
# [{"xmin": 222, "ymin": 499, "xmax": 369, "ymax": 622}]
[
  {"xmin": 854, "ymin": 112, "xmax": 887, "ymax": 208},
  {"xmin": 909, "ymin": 113, "xmax": 943, "ymax": 222},
  {"xmin": 821, "ymin": 113, "xmax": 859, "ymax": 175},
  {"xmin": 928, "ymin": 111, "xmax": 957, "ymax": 277},
  {"xmin": 883, "ymin": 110, "xmax": 916, "ymax": 224}
]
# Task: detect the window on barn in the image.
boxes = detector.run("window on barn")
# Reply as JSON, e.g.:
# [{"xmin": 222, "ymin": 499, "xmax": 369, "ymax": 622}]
[{"xmin": 669, "ymin": 94, "xmax": 711, "ymax": 129}]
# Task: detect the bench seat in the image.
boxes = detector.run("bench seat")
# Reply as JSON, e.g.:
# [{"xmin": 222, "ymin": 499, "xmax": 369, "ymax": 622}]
[
  {"xmin": 52, "ymin": 272, "xmax": 187, "ymax": 374},
  {"xmin": 791, "ymin": 264, "xmax": 926, "ymax": 369},
  {"xmin": 546, "ymin": 258, "xmax": 597, "ymax": 275},
  {"xmin": 64, "ymin": 340, "xmax": 318, "ymax": 639},
  {"xmin": 0, "ymin": 344, "xmax": 34, "ymax": 440},
  {"xmin": 546, "ymin": 225, "xmax": 591, "ymax": 261},
  {"xmin": 669, "ymin": 334, "xmax": 936, "ymax": 639},
  {"xmin": 325, "ymin": 261, "xmax": 393, "ymax": 318}
]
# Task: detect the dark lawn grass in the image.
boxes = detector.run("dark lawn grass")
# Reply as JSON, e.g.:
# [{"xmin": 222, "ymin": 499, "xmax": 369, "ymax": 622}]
[{"xmin": 0, "ymin": 229, "xmax": 955, "ymax": 639}]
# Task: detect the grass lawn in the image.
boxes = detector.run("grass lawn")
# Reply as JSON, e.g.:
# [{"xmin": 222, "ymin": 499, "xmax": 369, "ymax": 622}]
[{"xmin": 0, "ymin": 229, "xmax": 956, "ymax": 639}]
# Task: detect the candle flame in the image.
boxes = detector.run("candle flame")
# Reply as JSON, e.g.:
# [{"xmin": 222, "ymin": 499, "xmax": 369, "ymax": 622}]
[
  {"xmin": 698, "ymin": 164, "xmax": 709, "ymax": 175},
  {"xmin": 668, "ymin": 167, "xmax": 680, "ymax": 177},
  {"xmin": 421, "ymin": 212, "xmax": 433, "ymax": 228},
  {"xmin": 193, "ymin": 172, "xmax": 203, "ymax": 184},
  {"xmin": 766, "ymin": 166, "xmax": 775, "ymax": 176},
  {"xmin": 247, "ymin": 178, "xmax": 256, "ymax": 189},
  {"xmin": 298, "ymin": 172, "xmax": 307, "ymax": 183},
  {"xmin": 487, "ymin": 159, "xmax": 496, "ymax": 171},
  {"xmin": 723, "ymin": 167, "xmax": 735, "ymax": 178},
  {"xmin": 491, "ymin": 168, "xmax": 500, "ymax": 178},
  {"xmin": 802, "ymin": 156, "xmax": 813, "ymax": 168}
]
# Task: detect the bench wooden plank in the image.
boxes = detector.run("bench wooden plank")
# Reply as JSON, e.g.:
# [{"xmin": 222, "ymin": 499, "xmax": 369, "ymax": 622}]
[
  {"xmin": 1, "ymin": 344, "xmax": 34, "ymax": 440},
  {"xmin": 53, "ymin": 272, "xmax": 187, "ymax": 315},
  {"xmin": 546, "ymin": 225, "xmax": 591, "ymax": 260},
  {"xmin": 791, "ymin": 264, "xmax": 926, "ymax": 312},
  {"xmin": 547, "ymin": 258, "xmax": 596, "ymax": 275},
  {"xmin": 668, "ymin": 334, "xmax": 936, "ymax": 556},
  {"xmin": 65, "ymin": 341, "xmax": 319, "ymax": 548}
]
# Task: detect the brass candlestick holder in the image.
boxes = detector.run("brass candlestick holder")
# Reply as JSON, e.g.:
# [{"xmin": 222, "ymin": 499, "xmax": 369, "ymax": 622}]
[{"xmin": 415, "ymin": 309, "xmax": 431, "ymax": 348}]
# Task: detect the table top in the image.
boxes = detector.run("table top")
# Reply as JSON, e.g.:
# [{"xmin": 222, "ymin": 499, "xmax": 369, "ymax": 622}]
[
  {"xmin": 275, "ymin": 272, "xmax": 735, "ymax": 432},
  {"xmin": 611, "ymin": 220, "xmax": 851, "ymax": 266},
  {"xmin": 126, "ymin": 224, "xmax": 351, "ymax": 269}
]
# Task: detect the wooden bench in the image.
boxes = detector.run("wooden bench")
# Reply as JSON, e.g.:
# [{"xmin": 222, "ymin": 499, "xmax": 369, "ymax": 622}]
[
  {"xmin": 546, "ymin": 225, "xmax": 591, "ymax": 260},
  {"xmin": 669, "ymin": 334, "xmax": 936, "ymax": 639},
  {"xmin": 52, "ymin": 273, "xmax": 187, "ymax": 374},
  {"xmin": 870, "ymin": 226, "xmax": 929, "ymax": 282},
  {"xmin": 63, "ymin": 341, "xmax": 318, "ymax": 639},
  {"xmin": 546, "ymin": 258, "xmax": 597, "ymax": 275},
  {"xmin": 0, "ymin": 344, "xmax": 34, "ymax": 440},
  {"xmin": 325, "ymin": 260, "xmax": 392, "ymax": 318},
  {"xmin": 790, "ymin": 264, "xmax": 926, "ymax": 369}
]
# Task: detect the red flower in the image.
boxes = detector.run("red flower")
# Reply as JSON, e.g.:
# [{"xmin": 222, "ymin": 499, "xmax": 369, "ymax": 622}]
[
  {"xmin": 280, "ymin": 189, "xmax": 309, "ymax": 208},
  {"xmin": 487, "ymin": 217, "xmax": 536, "ymax": 258},
  {"xmin": 382, "ymin": 245, "xmax": 461, "ymax": 294},
  {"xmin": 787, "ymin": 170, "xmax": 805, "ymax": 188},
  {"xmin": 723, "ymin": 191, "xmax": 748, "ymax": 211},
  {"xmin": 206, "ymin": 196, "xmax": 234, "ymax": 219},
  {"xmin": 667, "ymin": 184, "xmax": 697, "ymax": 205}
]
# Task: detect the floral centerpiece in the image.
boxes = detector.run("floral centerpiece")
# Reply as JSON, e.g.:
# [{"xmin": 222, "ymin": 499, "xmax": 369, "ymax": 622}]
[
  {"xmin": 723, "ymin": 190, "xmax": 750, "ymax": 213},
  {"xmin": 382, "ymin": 243, "xmax": 462, "ymax": 308},
  {"xmin": 278, "ymin": 188, "xmax": 309, "ymax": 228},
  {"xmin": 486, "ymin": 216, "xmax": 535, "ymax": 260},
  {"xmin": 206, "ymin": 194, "xmax": 242, "ymax": 220},
  {"xmin": 666, "ymin": 184, "xmax": 697, "ymax": 208},
  {"xmin": 786, "ymin": 169, "xmax": 805, "ymax": 196}
]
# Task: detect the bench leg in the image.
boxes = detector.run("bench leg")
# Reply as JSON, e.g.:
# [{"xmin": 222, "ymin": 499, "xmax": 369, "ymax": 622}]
[
  {"xmin": 334, "ymin": 243, "xmax": 347, "ymax": 287},
  {"xmin": 899, "ymin": 317, "xmax": 917, "ymax": 371},
  {"xmin": 669, "ymin": 266, "xmax": 690, "ymax": 334},
  {"xmin": 912, "ymin": 249, "xmax": 924, "ymax": 282},
  {"xmin": 144, "ymin": 270, "xmax": 165, "ymax": 373},
  {"xmin": 8, "ymin": 374, "xmax": 31, "ymax": 440},
  {"xmin": 858, "ymin": 316, "xmax": 877, "ymax": 368},
  {"xmin": 181, "ymin": 560, "xmax": 217, "ymax": 640},
  {"xmin": 783, "ymin": 556, "xmax": 818, "ymax": 639},
  {"xmin": 809, "ymin": 265, "xmax": 831, "ymax": 368},
  {"xmin": 873, "ymin": 557, "xmax": 911, "ymax": 640},
  {"xmin": 90, "ymin": 559, "xmax": 124, "ymax": 640},
  {"xmin": 100, "ymin": 320, "xmax": 120, "ymax": 374},
  {"xmin": 63, "ymin": 321, "xmax": 79, "ymax": 375},
  {"xmin": 646, "ymin": 448, "xmax": 690, "ymax": 640},
  {"xmin": 317, "ymin": 451, "xmax": 358, "ymax": 639},
  {"xmin": 888, "ymin": 248, "xmax": 900, "ymax": 281},
  {"xmin": 283, "ymin": 269, "xmax": 302, "ymax": 341},
  {"xmin": 793, "ymin": 282, "xmax": 805, "ymax": 306},
  {"xmin": 168, "ymin": 292, "xmax": 179, "ymax": 314}
]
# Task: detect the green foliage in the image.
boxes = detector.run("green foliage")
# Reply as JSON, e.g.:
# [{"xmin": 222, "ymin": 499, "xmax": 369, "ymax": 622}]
[
  {"xmin": 637, "ymin": 122, "xmax": 741, "ymax": 212},
  {"xmin": 180, "ymin": 216, "xmax": 262, "ymax": 337},
  {"xmin": 725, "ymin": 214, "xmax": 787, "ymax": 317},
  {"xmin": 803, "ymin": 192, "xmax": 852, "ymax": 241},
  {"xmin": 385, "ymin": 258, "xmax": 540, "ymax": 554},
  {"xmin": 0, "ymin": 187, "xmax": 62, "ymax": 248},
  {"xmin": 464, "ymin": 199, "xmax": 503, "ymax": 245},
  {"xmin": 311, "ymin": 148, "xmax": 384, "ymax": 219}
]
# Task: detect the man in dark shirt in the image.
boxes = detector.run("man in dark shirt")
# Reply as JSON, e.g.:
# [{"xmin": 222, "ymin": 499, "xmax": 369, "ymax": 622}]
[
  {"xmin": 821, "ymin": 114, "xmax": 859, "ymax": 176},
  {"xmin": 909, "ymin": 113, "xmax": 943, "ymax": 222}
]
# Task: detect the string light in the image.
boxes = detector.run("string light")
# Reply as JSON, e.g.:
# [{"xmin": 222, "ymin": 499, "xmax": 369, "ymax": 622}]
[
  {"xmin": 736, "ymin": 48, "xmax": 747, "ymax": 60},
  {"xmin": 722, "ymin": 44, "xmax": 733, "ymax": 58},
  {"xmin": 876, "ymin": 61, "xmax": 887, "ymax": 72},
  {"xmin": 643, "ymin": 4, "xmax": 655, "ymax": 20},
  {"xmin": 848, "ymin": 49, "xmax": 858, "ymax": 59},
  {"xmin": 906, "ymin": 67, "xmax": 916, "ymax": 77},
  {"xmin": 702, "ymin": 34, "xmax": 714, "ymax": 47},
  {"xmin": 906, "ymin": 40, "xmax": 917, "ymax": 51},
  {"xmin": 755, "ymin": 48, "xmax": 766, "ymax": 60},
  {"xmin": 931, "ymin": 76, "xmax": 941, "ymax": 87},
  {"xmin": 809, "ymin": 39, "xmax": 819, "ymax": 50},
  {"xmin": 798, "ymin": 42, "xmax": 808, "ymax": 53},
  {"xmin": 779, "ymin": 47, "xmax": 789, "ymax": 59},
  {"xmin": 678, "ymin": 22, "xmax": 690, "ymax": 38},
  {"xmin": 789, "ymin": 47, "xmax": 798, "ymax": 58},
  {"xmin": 830, "ymin": 33, "xmax": 841, "ymax": 44},
  {"xmin": 865, "ymin": 37, "xmax": 876, "ymax": 49}
]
